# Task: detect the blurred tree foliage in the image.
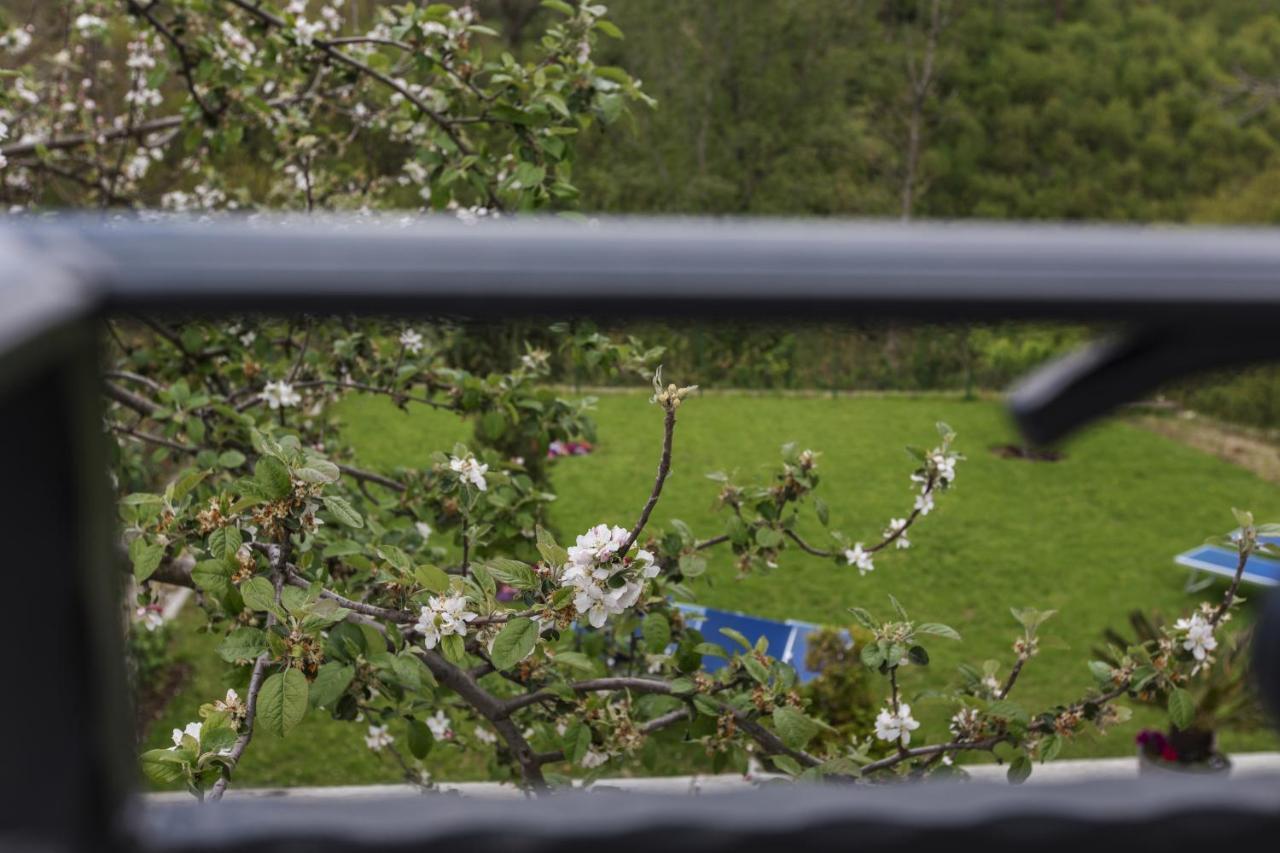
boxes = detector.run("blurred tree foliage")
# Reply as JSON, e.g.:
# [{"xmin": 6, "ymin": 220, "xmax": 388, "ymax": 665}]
[{"xmin": 571, "ymin": 0, "xmax": 1280, "ymax": 222}]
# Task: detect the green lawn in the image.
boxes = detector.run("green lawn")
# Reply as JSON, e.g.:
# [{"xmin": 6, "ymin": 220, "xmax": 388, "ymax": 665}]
[{"xmin": 142, "ymin": 391, "xmax": 1280, "ymax": 788}]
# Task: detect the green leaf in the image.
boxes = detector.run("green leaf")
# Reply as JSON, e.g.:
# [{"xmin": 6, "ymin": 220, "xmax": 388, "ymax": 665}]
[
  {"xmin": 678, "ymin": 553, "xmax": 706, "ymax": 578},
  {"xmin": 240, "ymin": 576, "xmax": 277, "ymax": 613},
  {"xmin": 407, "ymin": 719, "xmax": 435, "ymax": 759},
  {"xmin": 323, "ymin": 496, "xmax": 364, "ymax": 528},
  {"xmin": 1168, "ymin": 687, "xmax": 1196, "ymax": 730},
  {"xmin": 772, "ymin": 706, "xmax": 821, "ymax": 750},
  {"xmin": 847, "ymin": 607, "xmax": 876, "ymax": 630},
  {"xmin": 642, "ymin": 612, "xmax": 671, "ymax": 654},
  {"xmin": 295, "ymin": 458, "xmax": 340, "ymax": 484},
  {"xmin": 483, "ymin": 558, "xmax": 539, "ymax": 591},
  {"xmin": 192, "ymin": 559, "xmax": 234, "ymax": 599},
  {"xmin": 719, "ymin": 626, "xmax": 753, "ymax": 652},
  {"xmin": 915, "ymin": 623, "xmax": 962, "ymax": 641},
  {"xmin": 217, "ymin": 627, "xmax": 266, "ymax": 663},
  {"xmin": 309, "ymin": 662, "xmax": 354, "ymax": 709},
  {"xmin": 562, "ymin": 721, "xmax": 591, "ymax": 763},
  {"xmin": 743, "ymin": 655, "xmax": 770, "ymax": 684},
  {"xmin": 207, "ymin": 526, "xmax": 243, "ymax": 561},
  {"xmin": 535, "ymin": 525, "xmax": 568, "ymax": 567},
  {"xmin": 218, "ymin": 450, "xmax": 247, "ymax": 469},
  {"xmin": 129, "ymin": 537, "xmax": 165, "ymax": 582},
  {"xmin": 1040, "ymin": 733, "xmax": 1063, "ymax": 762},
  {"xmin": 258, "ymin": 669, "xmax": 308, "ymax": 738},
  {"xmin": 1007, "ymin": 753, "xmax": 1033, "ymax": 784},
  {"xmin": 414, "ymin": 564, "xmax": 451, "ymax": 593},
  {"xmin": 439, "ymin": 633, "xmax": 466, "ymax": 665},
  {"xmin": 171, "ymin": 469, "xmax": 210, "ymax": 502},
  {"xmin": 541, "ymin": 0, "xmax": 575, "ymax": 16},
  {"xmin": 754, "ymin": 527, "xmax": 783, "ymax": 549},
  {"xmin": 254, "ymin": 456, "xmax": 292, "ymax": 500},
  {"xmin": 491, "ymin": 617, "xmax": 539, "ymax": 671},
  {"xmin": 141, "ymin": 749, "xmax": 188, "ymax": 784},
  {"xmin": 771, "ymin": 754, "xmax": 803, "ymax": 776},
  {"xmin": 551, "ymin": 651, "xmax": 596, "ymax": 672}
]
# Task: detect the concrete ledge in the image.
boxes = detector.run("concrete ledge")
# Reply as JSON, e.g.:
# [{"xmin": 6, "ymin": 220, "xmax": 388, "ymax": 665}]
[{"xmin": 145, "ymin": 752, "xmax": 1280, "ymax": 802}]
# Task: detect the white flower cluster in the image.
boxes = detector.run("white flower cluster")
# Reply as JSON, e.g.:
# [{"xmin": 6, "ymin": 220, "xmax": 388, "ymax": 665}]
[
  {"xmin": 449, "ymin": 454, "xmax": 488, "ymax": 491},
  {"xmin": 883, "ymin": 517, "xmax": 910, "ymax": 550},
  {"xmin": 215, "ymin": 21, "xmax": 257, "ymax": 67},
  {"xmin": 949, "ymin": 706, "xmax": 981, "ymax": 739},
  {"xmin": 910, "ymin": 448, "xmax": 960, "ymax": 516},
  {"xmin": 74, "ymin": 14, "xmax": 107, "ymax": 36},
  {"xmin": 415, "ymin": 593, "xmax": 477, "ymax": 650},
  {"xmin": 124, "ymin": 37, "xmax": 162, "ymax": 108},
  {"xmin": 843, "ymin": 543, "xmax": 874, "ymax": 575},
  {"xmin": 1174, "ymin": 611, "xmax": 1218, "ymax": 662},
  {"xmin": 288, "ymin": 0, "xmax": 345, "ymax": 48},
  {"xmin": 399, "ymin": 328, "xmax": 424, "ymax": 354},
  {"xmin": 0, "ymin": 26, "xmax": 32, "ymax": 54},
  {"xmin": 365, "ymin": 724, "xmax": 393, "ymax": 751},
  {"xmin": 874, "ymin": 702, "xmax": 920, "ymax": 746},
  {"xmin": 561, "ymin": 524, "xmax": 658, "ymax": 628},
  {"xmin": 260, "ymin": 380, "xmax": 302, "ymax": 410}
]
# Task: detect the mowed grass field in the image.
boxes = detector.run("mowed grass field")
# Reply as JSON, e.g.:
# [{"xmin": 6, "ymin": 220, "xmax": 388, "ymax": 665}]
[{"xmin": 142, "ymin": 391, "xmax": 1280, "ymax": 788}]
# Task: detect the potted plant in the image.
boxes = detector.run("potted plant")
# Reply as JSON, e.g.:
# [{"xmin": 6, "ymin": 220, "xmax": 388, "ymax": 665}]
[{"xmin": 1096, "ymin": 611, "xmax": 1263, "ymax": 775}]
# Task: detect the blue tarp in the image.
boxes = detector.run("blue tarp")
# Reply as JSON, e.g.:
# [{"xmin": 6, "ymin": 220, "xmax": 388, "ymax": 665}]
[
  {"xmin": 673, "ymin": 603, "xmax": 842, "ymax": 683},
  {"xmin": 1174, "ymin": 533, "xmax": 1280, "ymax": 587}
]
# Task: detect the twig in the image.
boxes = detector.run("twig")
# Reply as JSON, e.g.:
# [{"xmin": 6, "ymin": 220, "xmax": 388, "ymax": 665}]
[
  {"xmin": 620, "ymin": 407, "xmax": 676, "ymax": 555},
  {"xmin": 209, "ymin": 547, "xmax": 286, "ymax": 800}
]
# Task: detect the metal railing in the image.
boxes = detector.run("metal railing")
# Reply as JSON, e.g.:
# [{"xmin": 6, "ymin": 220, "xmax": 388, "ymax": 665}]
[{"xmin": 2, "ymin": 217, "xmax": 1279, "ymax": 853}]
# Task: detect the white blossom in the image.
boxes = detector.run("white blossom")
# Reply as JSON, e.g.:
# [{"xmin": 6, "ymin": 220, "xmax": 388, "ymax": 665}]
[
  {"xmin": 169, "ymin": 721, "xmax": 203, "ymax": 750},
  {"xmin": 415, "ymin": 521, "xmax": 433, "ymax": 541},
  {"xmin": 364, "ymin": 724, "xmax": 394, "ymax": 752},
  {"xmin": 134, "ymin": 605, "xmax": 164, "ymax": 632},
  {"xmin": 400, "ymin": 328, "xmax": 424, "ymax": 354},
  {"xmin": 1, "ymin": 27, "xmax": 32, "ymax": 54},
  {"xmin": 74, "ymin": 14, "xmax": 107, "ymax": 35},
  {"xmin": 449, "ymin": 454, "xmax": 489, "ymax": 491},
  {"xmin": 295, "ymin": 19, "xmax": 326, "ymax": 47},
  {"xmin": 260, "ymin": 380, "xmax": 302, "ymax": 410},
  {"xmin": 843, "ymin": 543, "xmax": 874, "ymax": 575},
  {"xmin": 884, "ymin": 518, "xmax": 910, "ymax": 549},
  {"xmin": 580, "ymin": 748, "xmax": 609, "ymax": 769},
  {"xmin": 426, "ymin": 710, "xmax": 453, "ymax": 740},
  {"xmin": 1175, "ymin": 612, "xmax": 1218, "ymax": 661},
  {"xmin": 473, "ymin": 726, "xmax": 497, "ymax": 745},
  {"xmin": 414, "ymin": 593, "xmax": 476, "ymax": 649},
  {"xmin": 950, "ymin": 707, "xmax": 980, "ymax": 738},
  {"xmin": 520, "ymin": 349, "xmax": 549, "ymax": 371},
  {"xmin": 874, "ymin": 703, "xmax": 920, "ymax": 746},
  {"xmin": 931, "ymin": 451, "xmax": 958, "ymax": 484},
  {"xmin": 913, "ymin": 491, "xmax": 935, "ymax": 516}
]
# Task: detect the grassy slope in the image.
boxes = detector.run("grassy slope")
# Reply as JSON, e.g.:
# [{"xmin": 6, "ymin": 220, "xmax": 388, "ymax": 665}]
[{"xmin": 143, "ymin": 391, "xmax": 1280, "ymax": 788}]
